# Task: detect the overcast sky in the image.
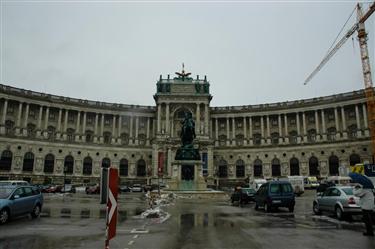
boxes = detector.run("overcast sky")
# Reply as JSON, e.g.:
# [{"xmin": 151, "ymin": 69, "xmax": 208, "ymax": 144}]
[{"xmin": 1, "ymin": 0, "xmax": 374, "ymax": 107}]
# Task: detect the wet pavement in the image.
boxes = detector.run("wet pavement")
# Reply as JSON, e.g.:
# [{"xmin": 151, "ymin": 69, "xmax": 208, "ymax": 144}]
[{"xmin": 0, "ymin": 190, "xmax": 374, "ymax": 249}]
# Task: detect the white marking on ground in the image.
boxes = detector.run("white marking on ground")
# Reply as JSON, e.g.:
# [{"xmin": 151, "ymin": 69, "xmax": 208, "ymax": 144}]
[
  {"xmin": 128, "ymin": 241, "xmax": 134, "ymax": 245},
  {"xmin": 130, "ymin": 228, "xmax": 149, "ymax": 234},
  {"xmin": 133, "ymin": 235, "xmax": 138, "ymax": 239}
]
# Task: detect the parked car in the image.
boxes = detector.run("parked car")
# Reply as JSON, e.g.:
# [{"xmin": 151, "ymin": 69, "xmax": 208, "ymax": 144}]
[
  {"xmin": 61, "ymin": 184, "xmax": 76, "ymax": 193},
  {"xmin": 254, "ymin": 181, "xmax": 295, "ymax": 212},
  {"xmin": 44, "ymin": 185, "xmax": 63, "ymax": 193},
  {"xmin": 313, "ymin": 186, "xmax": 362, "ymax": 220},
  {"xmin": 131, "ymin": 184, "xmax": 143, "ymax": 192},
  {"xmin": 0, "ymin": 180, "xmax": 30, "ymax": 186},
  {"xmin": 119, "ymin": 185, "xmax": 131, "ymax": 193},
  {"xmin": 231, "ymin": 187, "xmax": 256, "ymax": 205},
  {"xmin": 85, "ymin": 184, "xmax": 100, "ymax": 194},
  {"xmin": 0, "ymin": 185, "xmax": 43, "ymax": 224}
]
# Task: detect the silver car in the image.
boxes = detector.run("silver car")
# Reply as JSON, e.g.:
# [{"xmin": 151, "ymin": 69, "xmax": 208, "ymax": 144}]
[{"xmin": 313, "ymin": 186, "xmax": 361, "ymax": 220}]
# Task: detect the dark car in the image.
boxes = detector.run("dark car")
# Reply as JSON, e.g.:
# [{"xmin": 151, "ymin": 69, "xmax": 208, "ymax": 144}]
[
  {"xmin": 0, "ymin": 185, "xmax": 43, "ymax": 224},
  {"xmin": 85, "ymin": 184, "xmax": 100, "ymax": 194},
  {"xmin": 119, "ymin": 185, "xmax": 131, "ymax": 193},
  {"xmin": 231, "ymin": 187, "xmax": 256, "ymax": 205},
  {"xmin": 254, "ymin": 181, "xmax": 295, "ymax": 212},
  {"xmin": 44, "ymin": 185, "xmax": 63, "ymax": 193}
]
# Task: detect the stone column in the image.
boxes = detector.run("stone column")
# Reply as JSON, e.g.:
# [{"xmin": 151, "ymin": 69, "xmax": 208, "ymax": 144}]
[
  {"xmin": 355, "ymin": 105, "xmax": 362, "ymax": 137},
  {"xmin": 117, "ymin": 116, "xmax": 122, "ymax": 144},
  {"xmin": 321, "ymin": 109, "xmax": 327, "ymax": 140},
  {"xmin": 232, "ymin": 117, "xmax": 235, "ymax": 146},
  {"xmin": 215, "ymin": 118, "xmax": 219, "ymax": 146},
  {"xmin": 1, "ymin": 99, "xmax": 8, "ymax": 125},
  {"xmin": 15, "ymin": 102, "xmax": 23, "ymax": 135},
  {"xmin": 341, "ymin": 106, "xmax": 347, "ymax": 139},
  {"xmin": 243, "ymin": 116, "xmax": 247, "ymax": 145},
  {"xmin": 157, "ymin": 104, "xmax": 161, "ymax": 133},
  {"xmin": 196, "ymin": 103, "xmax": 201, "ymax": 135},
  {"xmin": 23, "ymin": 104, "xmax": 30, "ymax": 136},
  {"xmin": 315, "ymin": 110, "xmax": 320, "ymax": 141},
  {"xmin": 205, "ymin": 104, "xmax": 209, "ymax": 135},
  {"xmin": 260, "ymin": 116, "xmax": 264, "ymax": 145},
  {"xmin": 302, "ymin": 112, "xmax": 307, "ymax": 141},
  {"xmin": 63, "ymin": 110, "xmax": 69, "ymax": 140},
  {"xmin": 334, "ymin": 108, "xmax": 340, "ymax": 139},
  {"xmin": 165, "ymin": 103, "xmax": 170, "ymax": 135},
  {"xmin": 284, "ymin": 114, "xmax": 289, "ymax": 144},
  {"xmin": 94, "ymin": 113, "xmax": 98, "ymax": 142},
  {"xmin": 75, "ymin": 111, "xmax": 81, "ymax": 141},
  {"xmin": 146, "ymin": 117, "xmax": 150, "ymax": 145},
  {"xmin": 100, "ymin": 114, "xmax": 104, "ymax": 143},
  {"xmin": 266, "ymin": 115, "xmax": 270, "ymax": 144},
  {"xmin": 249, "ymin": 116, "xmax": 253, "ymax": 145},
  {"xmin": 278, "ymin": 114, "xmax": 282, "ymax": 144},
  {"xmin": 0, "ymin": 99, "xmax": 8, "ymax": 134},
  {"xmin": 37, "ymin": 106, "xmax": 43, "ymax": 137},
  {"xmin": 226, "ymin": 117, "xmax": 230, "ymax": 146},
  {"xmin": 296, "ymin": 113, "xmax": 301, "ymax": 143},
  {"xmin": 112, "ymin": 115, "xmax": 116, "ymax": 144},
  {"xmin": 362, "ymin": 103, "xmax": 369, "ymax": 136},
  {"xmin": 135, "ymin": 116, "xmax": 139, "ymax": 145},
  {"xmin": 82, "ymin": 112, "xmax": 87, "ymax": 134},
  {"xmin": 43, "ymin": 107, "xmax": 50, "ymax": 138},
  {"xmin": 129, "ymin": 116, "xmax": 133, "ymax": 145}
]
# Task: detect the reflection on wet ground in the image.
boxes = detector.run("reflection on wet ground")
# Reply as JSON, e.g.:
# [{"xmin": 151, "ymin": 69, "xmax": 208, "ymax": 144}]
[{"xmin": 40, "ymin": 207, "xmax": 131, "ymax": 221}]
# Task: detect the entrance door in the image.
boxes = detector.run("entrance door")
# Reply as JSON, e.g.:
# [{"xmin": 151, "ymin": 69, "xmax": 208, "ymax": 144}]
[{"xmin": 181, "ymin": 165, "xmax": 194, "ymax": 181}]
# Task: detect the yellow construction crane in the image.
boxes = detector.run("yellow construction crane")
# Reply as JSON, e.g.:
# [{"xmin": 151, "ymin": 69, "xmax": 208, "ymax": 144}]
[{"xmin": 304, "ymin": 2, "xmax": 375, "ymax": 160}]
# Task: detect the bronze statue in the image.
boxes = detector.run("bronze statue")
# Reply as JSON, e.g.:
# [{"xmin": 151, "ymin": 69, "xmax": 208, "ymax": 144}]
[{"xmin": 180, "ymin": 112, "xmax": 196, "ymax": 147}]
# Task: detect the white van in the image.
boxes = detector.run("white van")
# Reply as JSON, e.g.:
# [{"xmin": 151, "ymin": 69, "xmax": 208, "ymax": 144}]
[
  {"xmin": 304, "ymin": 176, "xmax": 319, "ymax": 189},
  {"xmin": 0, "ymin": 180, "xmax": 30, "ymax": 186},
  {"xmin": 287, "ymin": 176, "xmax": 305, "ymax": 196},
  {"xmin": 251, "ymin": 179, "xmax": 267, "ymax": 191}
]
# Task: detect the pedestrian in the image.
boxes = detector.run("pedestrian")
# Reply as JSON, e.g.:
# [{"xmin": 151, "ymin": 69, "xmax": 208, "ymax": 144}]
[{"xmin": 353, "ymin": 184, "xmax": 374, "ymax": 236}]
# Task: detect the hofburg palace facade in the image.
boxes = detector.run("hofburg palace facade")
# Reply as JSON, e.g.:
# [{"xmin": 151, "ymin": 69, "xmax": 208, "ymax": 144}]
[{"xmin": 0, "ymin": 72, "xmax": 371, "ymax": 186}]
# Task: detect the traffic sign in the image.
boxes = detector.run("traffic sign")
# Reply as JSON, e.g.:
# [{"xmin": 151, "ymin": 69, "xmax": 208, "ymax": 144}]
[{"xmin": 106, "ymin": 168, "xmax": 118, "ymax": 243}]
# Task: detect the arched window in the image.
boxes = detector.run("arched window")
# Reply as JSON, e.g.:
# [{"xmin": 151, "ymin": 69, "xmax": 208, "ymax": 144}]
[
  {"xmin": 103, "ymin": 132, "xmax": 112, "ymax": 144},
  {"xmin": 64, "ymin": 155, "xmax": 74, "ymax": 174},
  {"xmin": 290, "ymin": 157, "xmax": 300, "ymax": 176},
  {"xmin": 85, "ymin": 130, "xmax": 94, "ymax": 143},
  {"xmin": 219, "ymin": 135, "xmax": 227, "ymax": 147},
  {"xmin": 27, "ymin": 123, "xmax": 36, "ymax": 138},
  {"xmin": 253, "ymin": 133, "xmax": 262, "ymax": 146},
  {"xmin": 253, "ymin": 159, "xmax": 263, "ymax": 177},
  {"xmin": 137, "ymin": 159, "xmax": 146, "ymax": 177},
  {"xmin": 309, "ymin": 156, "xmax": 320, "ymax": 176},
  {"xmin": 349, "ymin": 153, "xmax": 361, "ymax": 166},
  {"xmin": 83, "ymin": 157, "xmax": 92, "ymax": 175},
  {"xmin": 327, "ymin": 127, "xmax": 337, "ymax": 141},
  {"xmin": 5, "ymin": 120, "xmax": 14, "ymax": 136},
  {"xmin": 289, "ymin": 131, "xmax": 298, "ymax": 144},
  {"xmin": 120, "ymin": 133, "xmax": 129, "ymax": 145},
  {"xmin": 271, "ymin": 132, "xmax": 279, "ymax": 145},
  {"xmin": 348, "ymin": 124, "xmax": 358, "ymax": 139},
  {"xmin": 236, "ymin": 159, "xmax": 245, "ymax": 177},
  {"xmin": 138, "ymin": 134, "xmax": 146, "ymax": 146},
  {"xmin": 102, "ymin": 158, "xmax": 111, "ymax": 168},
  {"xmin": 271, "ymin": 158, "xmax": 281, "ymax": 177},
  {"xmin": 218, "ymin": 159, "xmax": 228, "ymax": 178},
  {"xmin": 47, "ymin": 126, "xmax": 56, "ymax": 140},
  {"xmin": 236, "ymin": 134, "xmax": 244, "ymax": 146},
  {"xmin": 44, "ymin": 154, "xmax": 55, "ymax": 173},
  {"xmin": 0, "ymin": 150, "xmax": 12, "ymax": 171},
  {"xmin": 66, "ymin": 128, "xmax": 75, "ymax": 142},
  {"xmin": 329, "ymin": 155, "xmax": 339, "ymax": 176},
  {"xmin": 307, "ymin": 129, "xmax": 317, "ymax": 143},
  {"xmin": 23, "ymin": 152, "xmax": 34, "ymax": 172},
  {"xmin": 119, "ymin": 158, "xmax": 128, "ymax": 176}
]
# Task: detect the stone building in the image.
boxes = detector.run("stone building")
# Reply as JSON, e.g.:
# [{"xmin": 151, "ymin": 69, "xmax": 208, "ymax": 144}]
[{"xmin": 0, "ymin": 71, "xmax": 371, "ymax": 186}]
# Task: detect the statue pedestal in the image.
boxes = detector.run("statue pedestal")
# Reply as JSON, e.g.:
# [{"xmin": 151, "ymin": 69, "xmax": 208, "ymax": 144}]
[{"xmin": 168, "ymin": 160, "xmax": 207, "ymax": 191}]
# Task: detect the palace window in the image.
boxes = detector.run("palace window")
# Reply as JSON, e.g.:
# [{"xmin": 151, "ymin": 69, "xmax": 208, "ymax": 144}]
[
  {"xmin": 308, "ymin": 115, "xmax": 315, "ymax": 124},
  {"xmin": 348, "ymin": 124, "xmax": 357, "ymax": 139},
  {"xmin": 5, "ymin": 120, "xmax": 14, "ymax": 136},
  {"xmin": 87, "ymin": 115, "xmax": 94, "ymax": 125},
  {"xmin": 348, "ymin": 111, "xmax": 356, "ymax": 120},
  {"xmin": 289, "ymin": 131, "xmax": 298, "ymax": 144},
  {"xmin": 289, "ymin": 119, "xmax": 296, "ymax": 125},
  {"xmin": 253, "ymin": 133, "xmax": 261, "ymax": 146},
  {"xmin": 271, "ymin": 132, "xmax": 279, "ymax": 145},
  {"xmin": 27, "ymin": 123, "xmax": 36, "ymax": 138},
  {"xmin": 236, "ymin": 134, "xmax": 244, "ymax": 146},
  {"xmin": 307, "ymin": 129, "xmax": 317, "ymax": 143},
  {"xmin": 103, "ymin": 132, "xmax": 112, "ymax": 144},
  {"xmin": 68, "ymin": 114, "xmax": 75, "ymax": 123},
  {"xmin": 47, "ymin": 126, "xmax": 56, "ymax": 140},
  {"xmin": 271, "ymin": 118, "xmax": 278, "ymax": 127},
  {"xmin": 104, "ymin": 118, "xmax": 111, "ymax": 126},
  {"xmin": 49, "ymin": 112, "xmax": 56, "ymax": 121},
  {"xmin": 67, "ymin": 128, "xmax": 75, "ymax": 142},
  {"xmin": 327, "ymin": 127, "xmax": 337, "ymax": 141},
  {"xmin": 29, "ymin": 109, "xmax": 36, "ymax": 119},
  {"xmin": 328, "ymin": 113, "xmax": 335, "ymax": 122},
  {"xmin": 7, "ymin": 105, "xmax": 14, "ymax": 114}
]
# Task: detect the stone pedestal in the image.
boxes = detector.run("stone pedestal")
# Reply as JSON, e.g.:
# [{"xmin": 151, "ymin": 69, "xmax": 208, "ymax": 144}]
[{"xmin": 168, "ymin": 160, "xmax": 207, "ymax": 191}]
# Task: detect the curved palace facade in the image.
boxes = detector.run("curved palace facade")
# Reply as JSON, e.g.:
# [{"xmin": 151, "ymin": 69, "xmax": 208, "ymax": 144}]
[{"xmin": 0, "ymin": 73, "xmax": 371, "ymax": 186}]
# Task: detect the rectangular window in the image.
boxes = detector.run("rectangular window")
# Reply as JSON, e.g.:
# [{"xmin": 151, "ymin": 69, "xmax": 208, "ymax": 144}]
[
  {"xmin": 68, "ymin": 114, "xmax": 75, "ymax": 123},
  {"xmin": 271, "ymin": 119, "xmax": 278, "ymax": 126},
  {"xmin": 202, "ymin": 153, "xmax": 208, "ymax": 177},
  {"xmin": 49, "ymin": 112, "xmax": 55, "ymax": 121},
  {"xmin": 308, "ymin": 116, "xmax": 315, "ymax": 124},
  {"xmin": 289, "ymin": 119, "xmax": 296, "ymax": 125}
]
